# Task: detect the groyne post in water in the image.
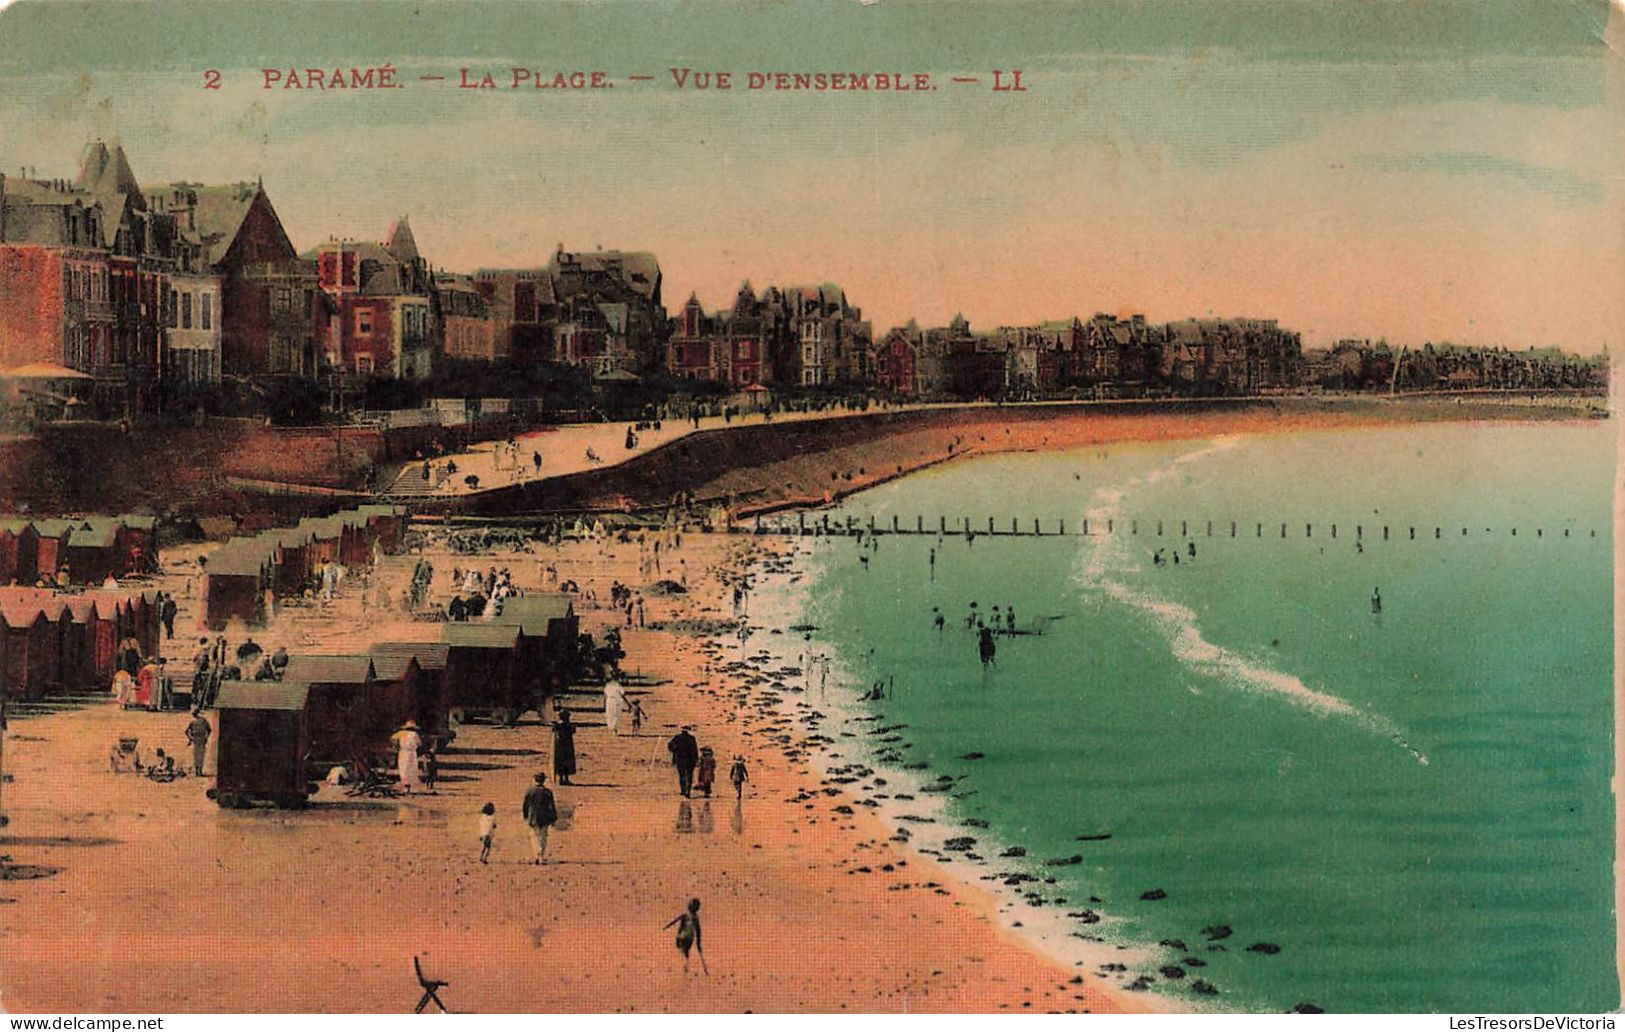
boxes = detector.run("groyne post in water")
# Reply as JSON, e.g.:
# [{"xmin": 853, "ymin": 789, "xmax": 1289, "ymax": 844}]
[
  {"xmin": 1231, "ymin": 521, "xmax": 1236, "ymax": 537},
  {"xmin": 1383, "ymin": 526, "xmax": 1389, "ymax": 540},
  {"xmin": 917, "ymin": 515, "xmax": 924, "ymax": 533},
  {"xmin": 1332, "ymin": 524, "xmax": 1337, "ymax": 538},
  {"xmin": 940, "ymin": 516, "xmax": 947, "ymax": 534},
  {"xmin": 1181, "ymin": 520, "xmax": 1187, "ymax": 537}
]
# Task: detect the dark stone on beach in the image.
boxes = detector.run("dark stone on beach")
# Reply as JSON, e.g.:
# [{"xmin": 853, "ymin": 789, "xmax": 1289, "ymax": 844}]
[
  {"xmin": 1246, "ymin": 942, "xmax": 1281, "ymax": 955},
  {"xmin": 1289, "ymin": 1003, "xmax": 1324, "ymax": 1014},
  {"xmin": 1159, "ymin": 939, "xmax": 1187, "ymax": 951},
  {"xmin": 965, "ymin": 818, "xmax": 989, "ymax": 828},
  {"xmin": 1126, "ymin": 977, "xmax": 1154, "ymax": 992},
  {"xmin": 1067, "ymin": 909, "xmax": 1101, "ymax": 925},
  {"xmin": 943, "ymin": 836, "xmax": 976, "ymax": 852},
  {"xmin": 1207, "ymin": 944, "xmax": 1227, "ymax": 952},
  {"xmin": 1089, "ymin": 896, "xmax": 1102, "ymax": 904},
  {"xmin": 1158, "ymin": 966, "xmax": 1186, "ymax": 980},
  {"xmin": 1000, "ymin": 846, "xmax": 1027, "ymax": 857},
  {"xmin": 1202, "ymin": 924, "xmax": 1233, "ymax": 941},
  {"xmin": 1190, "ymin": 980, "xmax": 1219, "ymax": 996},
  {"xmin": 962, "ymin": 752, "xmax": 985, "ymax": 760},
  {"xmin": 903, "ymin": 762, "xmax": 929, "ymax": 770},
  {"xmin": 1140, "ymin": 888, "xmax": 1167, "ymax": 900},
  {"xmin": 1098, "ymin": 963, "xmax": 1127, "ymax": 972},
  {"xmin": 1046, "ymin": 855, "xmax": 1085, "ymax": 866},
  {"xmin": 1181, "ymin": 957, "xmax": 1207, "ymax": 968},
  {"xmin": 832, "ymin": 805, "xmax": 854, "ymax": 815}
]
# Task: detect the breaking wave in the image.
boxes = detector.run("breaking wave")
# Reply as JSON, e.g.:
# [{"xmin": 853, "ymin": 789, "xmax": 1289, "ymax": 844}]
[{"xmin": 1076, "ymin": 437, "xmax": 1429, "ymax": 765}]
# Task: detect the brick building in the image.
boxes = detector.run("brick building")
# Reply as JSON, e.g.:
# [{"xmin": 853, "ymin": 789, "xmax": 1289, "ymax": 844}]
[{"xmin": 316, "ymin": 218, "xmax": 436, "ymax": 379}]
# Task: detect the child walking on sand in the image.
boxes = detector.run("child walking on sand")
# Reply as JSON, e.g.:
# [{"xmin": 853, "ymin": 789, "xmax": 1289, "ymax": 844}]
[
  {"xmin": 729, "ymin": 755, "xmax": 749, "ymax": 800},
  {"xmin": 478, "ymin": 802, "xmax": 496, "ymax": 864},
  {"xmin": 662, "ymin": 898, "xmax": 705, "ymax": 974},
  {"xmin": 695, "ymin": 746, "xmax": 717, "ymax": 798}
]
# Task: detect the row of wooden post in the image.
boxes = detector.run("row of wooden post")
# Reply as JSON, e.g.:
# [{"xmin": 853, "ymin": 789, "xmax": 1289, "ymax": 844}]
[{"xmin": 753, "ymin": 512, "xmax": 1594, "ymax": 539}]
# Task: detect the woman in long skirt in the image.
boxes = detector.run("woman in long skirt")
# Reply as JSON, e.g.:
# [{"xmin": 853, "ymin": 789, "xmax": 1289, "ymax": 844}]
[
  {"xmin": 392, "ymin": 720, "xmax": 423, "ymax": 793},
  {"xmin": 552, "ymin": 710, "xmax": 577, "ymax": 785}
]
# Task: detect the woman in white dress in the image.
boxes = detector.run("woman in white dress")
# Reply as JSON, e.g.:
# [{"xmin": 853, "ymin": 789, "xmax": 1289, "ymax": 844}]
[
  {"xmin": 603, "ymin": 678, "xmax": 628, "ymax": 735},
  {"xmin": 392, "ymin": 720, "xmax": 423, "ymax": 793}
]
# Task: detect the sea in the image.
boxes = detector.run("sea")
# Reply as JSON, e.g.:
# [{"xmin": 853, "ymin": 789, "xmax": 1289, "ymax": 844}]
[{"xmin": 776, "ymin": 419, "xmax": 1616, "ymax": 1013}]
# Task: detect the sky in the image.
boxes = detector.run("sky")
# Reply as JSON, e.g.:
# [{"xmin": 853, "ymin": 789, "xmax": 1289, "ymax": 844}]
[{"xmin": 0, "ymin": 0, "xmax": 1620, "ymax": 351}]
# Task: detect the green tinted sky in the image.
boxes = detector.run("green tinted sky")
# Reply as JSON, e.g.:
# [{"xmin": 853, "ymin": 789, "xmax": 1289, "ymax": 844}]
[{"xmin": 0, "ymin": 0, "xmax": 1619, "ymax": 349}]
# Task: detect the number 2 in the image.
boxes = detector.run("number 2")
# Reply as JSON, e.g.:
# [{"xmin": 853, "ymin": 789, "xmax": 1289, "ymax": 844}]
[{"xmin": 203, "ymin": 69, "xmax": 221, "ymax": 90}]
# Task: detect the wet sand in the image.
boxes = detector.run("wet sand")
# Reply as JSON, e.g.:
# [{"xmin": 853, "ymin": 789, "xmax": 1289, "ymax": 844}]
[{"xmin": 0, "ymin": 531, "xmax": 1135, "ymax": 1014}]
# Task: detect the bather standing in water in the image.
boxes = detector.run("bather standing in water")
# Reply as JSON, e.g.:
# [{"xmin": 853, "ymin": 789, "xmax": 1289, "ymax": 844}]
[
  {"xmin": 1371, "ymin": 587, "xmax": 1382, "ymax": 614},
  {"xmin": 978, "ymin": 626, "xmax": 997, "ymax": 669}
]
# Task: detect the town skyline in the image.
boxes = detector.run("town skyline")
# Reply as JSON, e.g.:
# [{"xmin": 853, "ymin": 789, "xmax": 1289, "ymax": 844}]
[{"xmin": 0, "ymin": 0, "xmax": 1619, "ymax": 355}]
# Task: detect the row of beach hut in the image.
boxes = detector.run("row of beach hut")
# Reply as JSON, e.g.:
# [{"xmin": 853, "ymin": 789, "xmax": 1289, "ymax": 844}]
[
  {"xmin": 0, "ymin": 586, "xmax": 165, "ymax": 700},
  {"xmin": 0, "ymin": 515, "xmax": 157, "ymax": 587},
  {"xmin": 203, "ymin": 505, "xmax": 407, "ymax": 627},
  {"xmin": 213, "ymin": 592, "xmax": 582, "ymax": 807}
]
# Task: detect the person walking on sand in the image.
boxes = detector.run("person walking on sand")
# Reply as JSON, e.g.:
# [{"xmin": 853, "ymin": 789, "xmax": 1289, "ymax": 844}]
[
  {"xmin": 668, "ymin": 725, "xmax": 699, "ymax": 797},
  {"xmin": 552, "ymin": 709, "xmax": 577, "ymax": 785},
  {"xmin": 184, "ymin": 710, "xmax": 211, "ymax": 776},
  {"xmin": 695, "ymin": 746, "xmax": 717, "ymax": 798},
  {"xmin": 392, "ymin": 720, "xmax": 424, "ymax": 794},
  {"xmin": 478, "ymin": 802, "xmax": 497, "ymax": 864},
  {"xmin": 603, "ymin": 676, "xmax": 628, "ymax": 735},
  {"xmin": 521, "ymin": 774, "xmax": 558, "ymax": 864},
  {"xmin": 663, "ymin": 899, "xmax": 705, "ymax": 974},
  {"xmin": 978, "ymin": 625, "xmax": 997, "ymax": 670},
  {"xmin": 932, "ymin": 607, "xmax": 945, "ymax": 634},
  {"xmin": 729, "ymin": 754, "xmax": 749, "ymax": 800}
]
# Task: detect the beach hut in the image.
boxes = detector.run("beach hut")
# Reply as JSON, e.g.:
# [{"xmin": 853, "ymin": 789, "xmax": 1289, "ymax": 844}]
[
  {"xmin": 203, "ymin": 545, "xmax": 271, "ymax": 627},
  {"xmin": 369, "ymin": 641, "xmax": 451, "ymax": 744},
  {"xmin": 68, "ymin": 595, "xmax": 118, "ymax": 688},
  {"xmin": 356, "ymin": 504, "xmax": 406, "ymax": 555},
  {"xmin": 0, "ymin": 601, "xmax": 55, "ymax": 699},
  {"xmin": 270, "ymin": 527, "xmax": 316, "ymax": 596},
  {"xmin": 280, "ymin": 654, "xmax": 388, "ymax": 766},
  {"xmin": 336, "ymin": 512, "xmax": 371, "ymax": 567},
  {"xmin": 31, "ymin": 519, "xmax": 75, "ymax": 584},
  {"xmin": 439, "ymin": 623, "xmax": 522, "ymax": 720},
  {"xmin": 64, "ymin": 517, "xmax": 121, "ymax": 585},
  {"xmin": 493, "ymin": 593, "xmax": 581, "ymax": 703},
  {"xmin": 0, "ymin": 519, "xmax": 40, "ymax": 586},
  {"xmin": 213, "ymin": 680, "xmax": 313, "ymax": 809},
  {"xmin": 116, "ymin": 515, "xmax": 157, "ymax": 575}
]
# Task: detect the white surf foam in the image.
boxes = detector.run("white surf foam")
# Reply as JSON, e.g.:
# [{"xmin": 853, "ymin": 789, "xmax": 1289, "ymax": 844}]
[{"xmin": 1076, "ymin": 438, "xmax": 1429, "ymax": 765}]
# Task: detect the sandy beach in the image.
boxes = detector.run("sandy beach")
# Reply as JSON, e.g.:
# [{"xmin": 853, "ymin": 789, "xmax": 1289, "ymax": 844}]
[{"xmin": 0, "ymin": 527, "xmax": 1138, "ymax": 1014}]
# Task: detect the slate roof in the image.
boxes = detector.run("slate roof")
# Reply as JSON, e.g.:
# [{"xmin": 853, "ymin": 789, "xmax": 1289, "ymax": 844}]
[{"xmin": 156, "ymin": 182, "xmax": 259, "ymax": 266}]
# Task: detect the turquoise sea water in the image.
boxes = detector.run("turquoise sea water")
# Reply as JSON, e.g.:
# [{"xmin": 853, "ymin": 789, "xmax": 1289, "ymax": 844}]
[{"xmin": 794, "ymin": 421, "xmax": 1616, "ymax": 1013}]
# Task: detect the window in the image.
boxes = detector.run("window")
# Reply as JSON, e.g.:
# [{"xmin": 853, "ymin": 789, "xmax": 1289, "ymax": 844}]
[
  {"xmin": 355, "ymin": 354, "xmax": 374, "ymax": 374},
  {"xmin": 303, "ymin": 290, "xmax": 313, "ymax": 319},
  {"xmin": 181, "ymin": 292, "xmax": 192, "ymax": 329},
  {"xmin": 168, "ymin": 289, "xmax": 179, "ymax": 328},
  {"xmin": 200, "ymin": 293, "xmax": 212, "ymax": 330},
  {"xmin": 357, "ymin": 309, "xmax": 373, "ymax": 335},
  {"xmin": 274, "ymin": 287, "xmax": 291, "ymax": 311}
]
